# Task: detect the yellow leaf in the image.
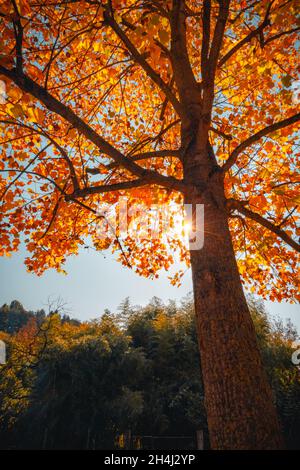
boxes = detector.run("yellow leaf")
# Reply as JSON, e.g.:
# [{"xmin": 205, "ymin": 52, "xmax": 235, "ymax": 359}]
[
  {"xmin": 28, "ymin": 107, "xmax": 45, "ymax": 123},
  {"xmin": 158, "ymin": 29, "xmax": 169, "ymax": 45},
  {"xmin": 10, "ymin": 104, "xmax": 24, "ymax": 118}
]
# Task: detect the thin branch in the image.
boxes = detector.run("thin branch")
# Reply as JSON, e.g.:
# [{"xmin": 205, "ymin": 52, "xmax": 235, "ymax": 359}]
[
  {"xmin": 1, "ymin": 119, "xmax": 80, "ymax": 191},
  {"xmin": 263, "ymin": 26, "xmax": 300, "ymax": 46},
  {"xmin": 227, "ymin": 198, "xmax": 300, "ymax": 252},
  {"xmin": 11, "ymin": 0, "xmax": 24, "ymax": 73},
  {"xmin": 210, "ymin": 125, "xmax": 232, "ymax": 140},
  {"xmin": 38, "ymin": 181, "xmax": 69, "ymax": 240},
  {"xmin": 44, "ymin": 6, "xmax": 67, "ymax": 89},
  {"xmin": 0, "ymin": 143, "xmax": 51, "ymax": 201},
  {"xmin": 85, "ymin": 149, "xmax": 181, "ymax": 175},
  {"xmin": 277, "ymin": 205, "xmax": 298, "ymax": 229},
  {"xmin": 219, "ymin": 2, "xmax": 272, "ymax": 67},
  {"xmin": 229, "ymin": 1, "xmax": 260, "ymax": 25},
  {"xmin": 272, "ymin": 181, "xmax": 300, "ymax": 189},
  {"xmin": 159, "ymin": 76, "xmax": 175, "ymax": 121},
  {"xmin": 103, "ymin": 149, "xmax": 181, "ymax": 171},
  {"xmin": 104, "ymin": 10, "xmax": 184, "ymax": 117},
  {"xmin": 201, "ymin": 0, "xmax": 211, "ymax": 77},
  {"xmin": 0, "ymin": 168, "xmax": 67, "ymax": 195},
  {"xmin": 222, "ymin": 112, "xmax": 300, "ymax": 172},
  {"xmin": 0, "ymin": 66, "xmax": 183, "ymax": 191}
]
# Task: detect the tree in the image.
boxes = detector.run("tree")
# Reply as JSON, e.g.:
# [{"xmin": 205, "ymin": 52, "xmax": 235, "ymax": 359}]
[
  {"xmin": 0, "ymin": 0, "xmax": 299, "ymax": 448},
  {"xmin": 0, "ymin": 301, "xmax": 34, "ymax": 334},
  {"xmin": 126, "ymin": 296, "xmax": 207, "ymax": 441},
  {"xmin": 0, "ymin": 311, "xmax": 147, "ymax": 449},
  {"xmin": 1, "ymin": 296, "xmax": 299, "ymax": 449}
]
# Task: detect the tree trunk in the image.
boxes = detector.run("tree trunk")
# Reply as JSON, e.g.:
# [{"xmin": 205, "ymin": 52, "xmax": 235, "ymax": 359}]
[{"xmin": 185, "ymin": 170, "xmax": 284, "ymax": 449}]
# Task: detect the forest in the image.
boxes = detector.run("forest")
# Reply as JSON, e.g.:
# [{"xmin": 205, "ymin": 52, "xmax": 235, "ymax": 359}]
[{"xmin": 0, "ymin": 296, "xmax": 299, "ymax": 450}]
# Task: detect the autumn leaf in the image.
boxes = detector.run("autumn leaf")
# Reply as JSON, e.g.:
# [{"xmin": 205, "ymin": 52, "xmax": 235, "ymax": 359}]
[
  {"xmin": 10, "ymin": 104, "xmax": 24, "ymax": 118},
  {"xmin": 158, "ymin": 29, "xmax": 169, "ymax": 45}
]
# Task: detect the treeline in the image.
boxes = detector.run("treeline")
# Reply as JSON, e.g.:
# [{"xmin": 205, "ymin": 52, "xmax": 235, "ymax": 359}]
[
  {"xmin": 0, "ymin": 300, "xmax": 79, "ymax": 333},
  {"xmin": 0, "ymin": 296, "xmax": 299, "ymax": 449}
]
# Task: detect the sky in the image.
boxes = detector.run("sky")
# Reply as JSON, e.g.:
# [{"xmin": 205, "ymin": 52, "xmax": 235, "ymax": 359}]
[{"xmin": 0, "ymin": 243, "xmax": 299, "ymax": 332}]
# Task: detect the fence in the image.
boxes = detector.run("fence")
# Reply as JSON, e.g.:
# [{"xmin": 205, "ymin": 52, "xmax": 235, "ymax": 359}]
[{"xmin": 116, "ymin": 430, "xmax": 204, "ymax": 450}]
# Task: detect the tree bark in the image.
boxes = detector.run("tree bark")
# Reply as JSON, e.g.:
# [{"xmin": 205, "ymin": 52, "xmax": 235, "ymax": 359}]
[{"xmin": 185, "ymin": 163, "xmax": 284, "ymax": 449}]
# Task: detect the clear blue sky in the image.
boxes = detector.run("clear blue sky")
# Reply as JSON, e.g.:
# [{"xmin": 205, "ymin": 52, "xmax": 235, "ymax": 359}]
[{"xmin": 0, "ymin": 243, "xmax": 299, "ymax": 332}]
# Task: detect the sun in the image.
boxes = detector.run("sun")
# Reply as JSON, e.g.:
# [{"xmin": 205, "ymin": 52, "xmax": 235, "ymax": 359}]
[{"xmin": 172, "ymin": 219, "xmax": 192, "ymax": 241}]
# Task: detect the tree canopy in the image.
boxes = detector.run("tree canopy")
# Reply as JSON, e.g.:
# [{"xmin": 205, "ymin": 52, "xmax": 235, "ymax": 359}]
[{"xmin": 0, "ymin": 0, "xmax": 299, "ymax": 299}]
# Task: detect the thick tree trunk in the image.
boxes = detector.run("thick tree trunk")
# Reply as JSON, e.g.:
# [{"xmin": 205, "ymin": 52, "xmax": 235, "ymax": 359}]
[{"xmin": 185, "ymin": 170, "xmax": 284, "ymax": 449}]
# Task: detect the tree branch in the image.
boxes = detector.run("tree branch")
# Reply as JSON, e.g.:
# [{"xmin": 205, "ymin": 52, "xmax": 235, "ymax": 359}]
[
  {"xmin": 208, "ymin": 0, "xmax": 230, "ymax": 75},
  {"xmin": 67, "ymin": 179, "xmax": 150, "ymax": 197},
  {"xmin": 227, "ymin": 198, "xmax": 300, "ymax": 252},
  {"xmin": 92, "ymin": 149, "xmax": 181, "ymax": 172},
  {"xmin": 219, "ymin": 2, "xmax": 272, "ymax": 68},
  {"xmin": 199, "ymin": 0, "xmax": 230, "ymax": 146},
  {"xmin": 170, "ymin": 0, "xmax": 199, "ymax": 109},
  {"xmin": 201, "ymin": 0, "xmax": 211, "ymax": 78},
  {"xmin": 210, "ymin": 125, "xmax": 232, "ymax": 140},
  {"xmin": 263, "ymin": 26, "xmax": 300, "ymax": 46},
  {"xmin": 0, "ymin": 142, "xmax": 51, "ymax": 201},
  {"xmin": 104, "ymin": 10, "xmax": 184, "ymax": 117},
  {"xmin": 0, "ymin": 66, "xmax": 183, "ymax": 191},
  {"xmin": 67, "ymin": 174, "xmax": 182, "ymax": 199},
  {"xmin": 222, "ymin": 112, "xmax": 300, "ymax": 172},
  {"xmin": 11, "ymin": 0, "xmax": 24, "ymax": 74},
  {"xmin": 1, "ymin": 119, "xmax": 80, "ymax": 192}
]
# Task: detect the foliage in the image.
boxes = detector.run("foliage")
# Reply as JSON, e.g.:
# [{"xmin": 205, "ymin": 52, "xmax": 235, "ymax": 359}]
[
  {"xmin": 0, "ymin": 0, "xmax": 299, "ymax": 299},
  {"xmin": 0, "ymin": 300, "xmax": 38, "ymax": 333},
  {"xmin": 0, "ymin": 296, "xmax": 299, "ymax": 449}
]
